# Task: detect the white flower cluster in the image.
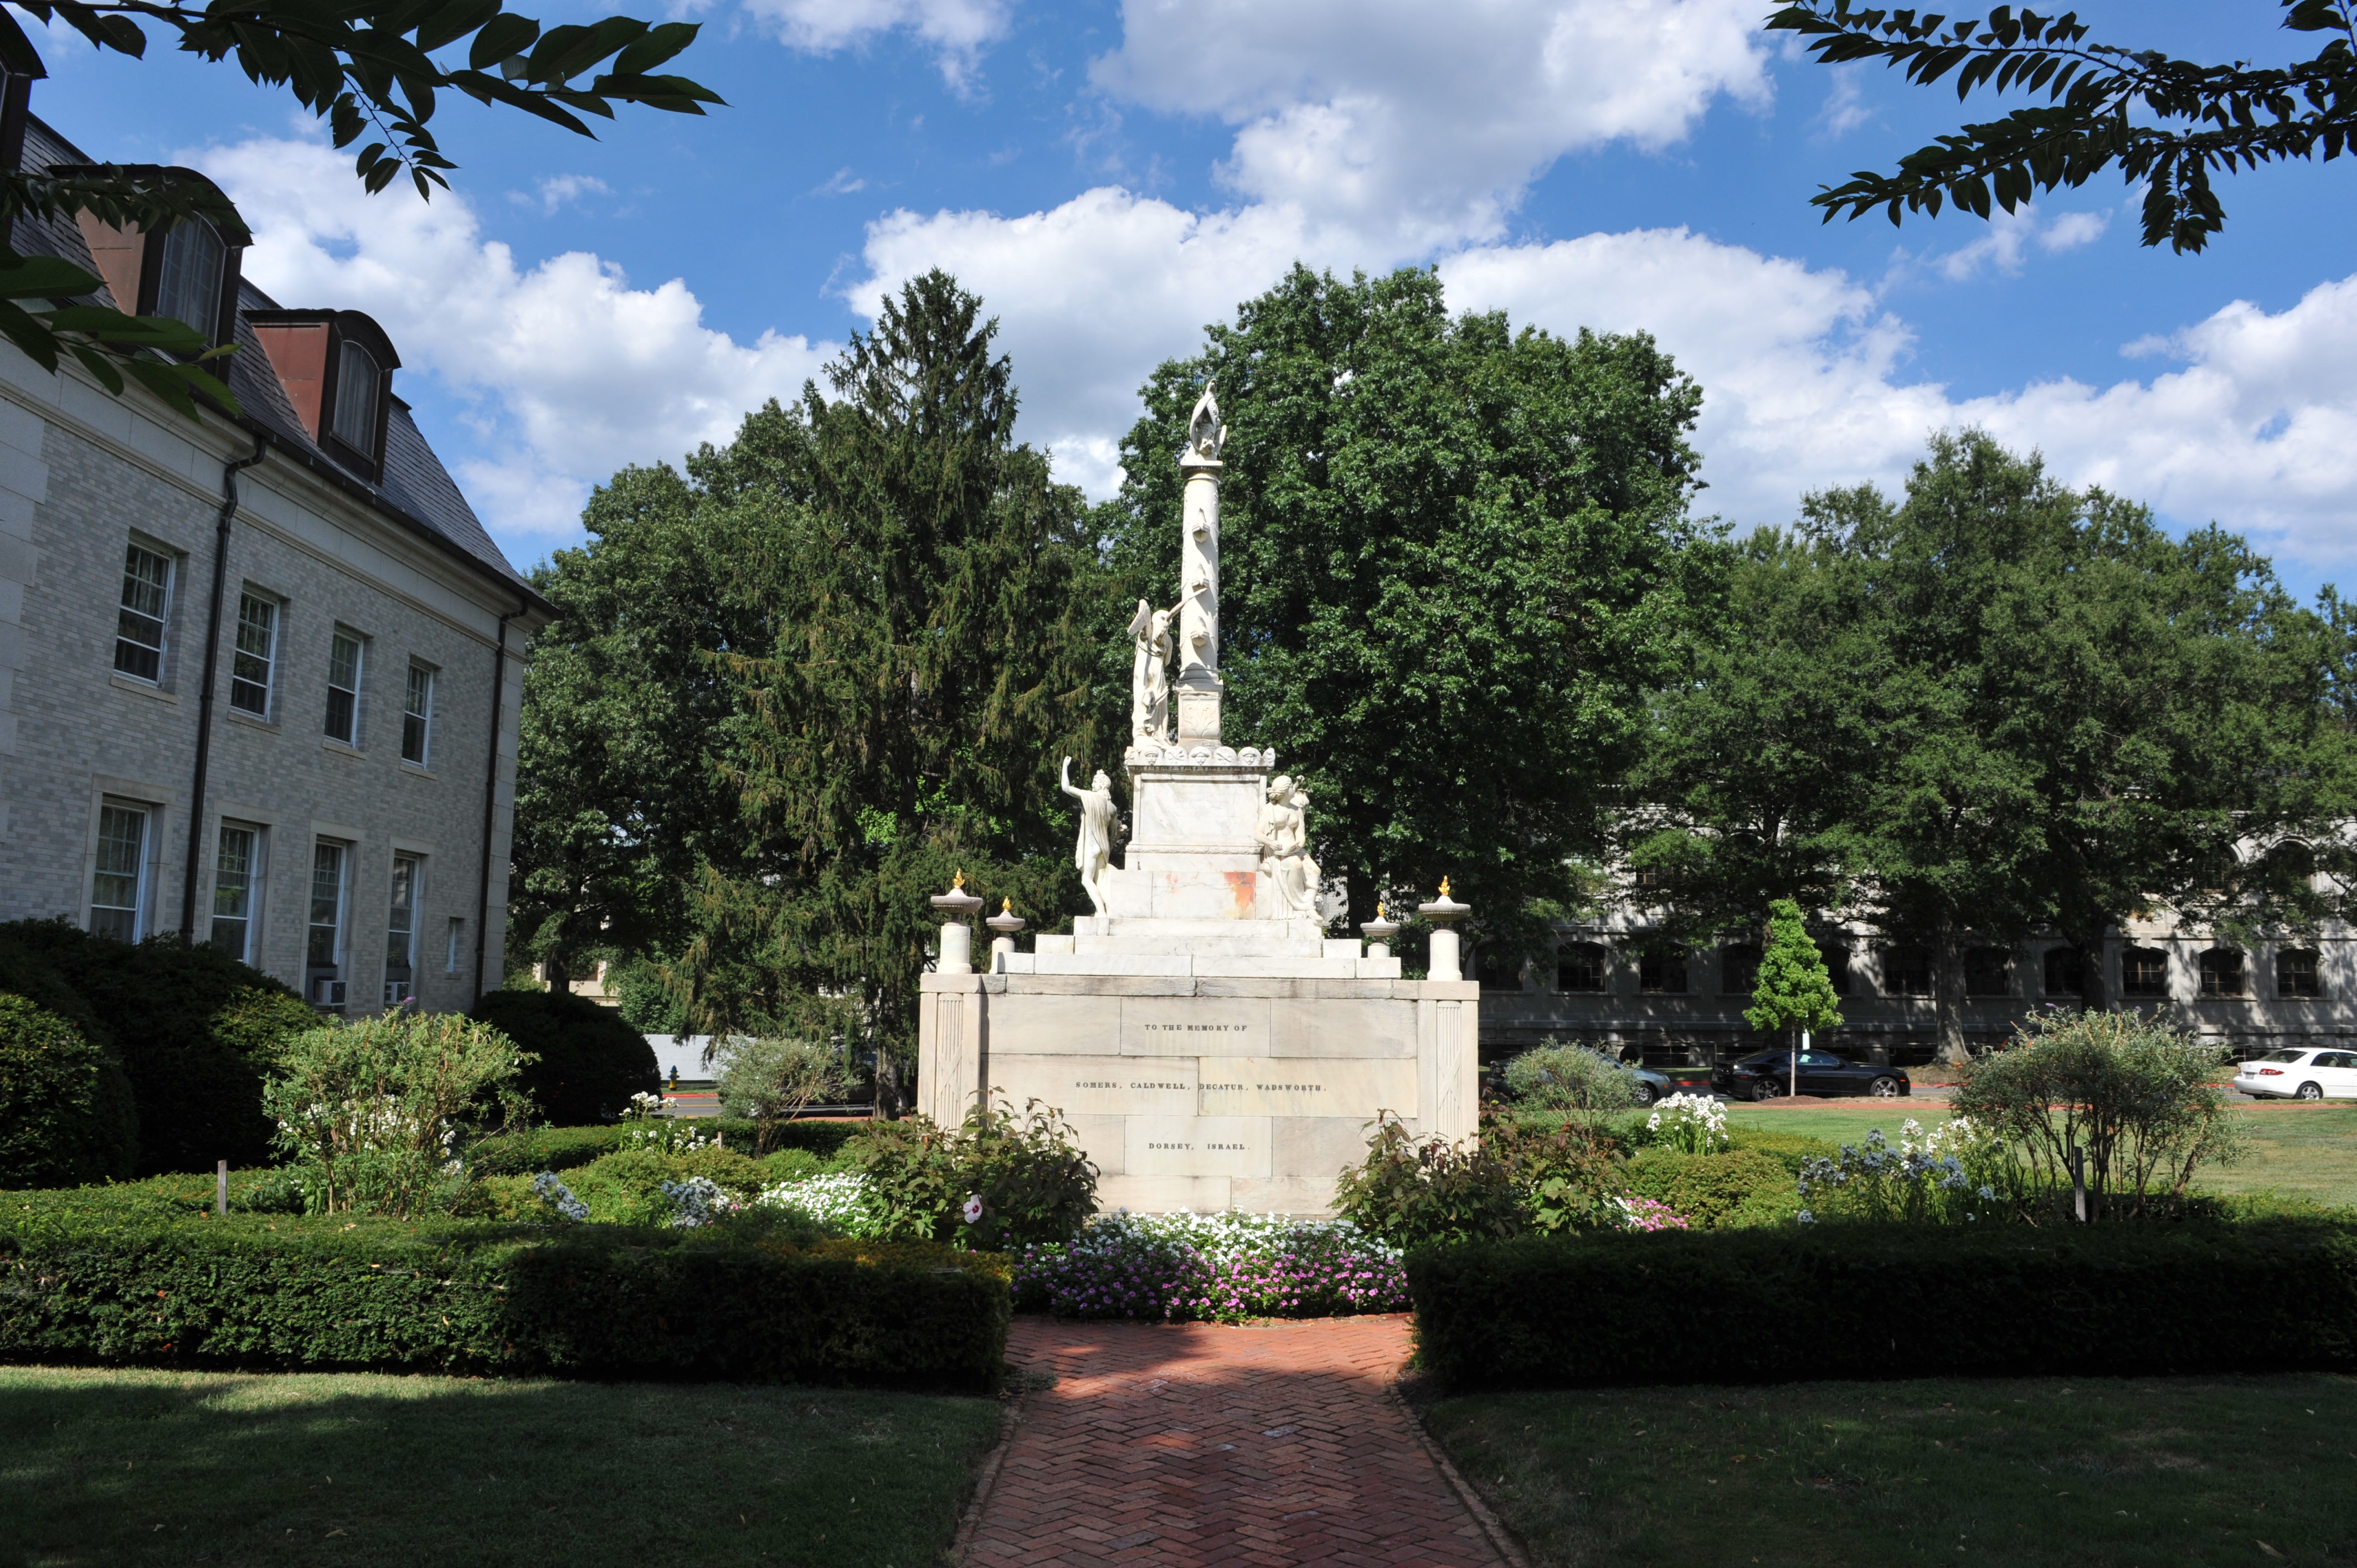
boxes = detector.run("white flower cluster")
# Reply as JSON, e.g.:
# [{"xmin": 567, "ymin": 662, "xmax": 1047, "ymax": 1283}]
[
  {"xmin": 624, "ymin": 1091, "xmax": 674, "ymax": 1121},
  {"xmin": 624, "ymin": 1121, "xmax": 716, "ymax": 1156},
  {"xmin": 1646, "ymin": 1092, "xmax": 1729, "ymax": 1154},
  {"xmin": 1074, "ymin": 1209, "xmax": 1403, "ymax": 1266},
  {"xmin": 660, "ymin": 1175, "xmax": 740, "ymax": 1228},
  {"xmin": 756, "ymin": 1172, "xmax": 886, "ymax": 1236},
  {"xmin": 531, "ymin": 1170, "xmax": 589, "ymax": 1222}
]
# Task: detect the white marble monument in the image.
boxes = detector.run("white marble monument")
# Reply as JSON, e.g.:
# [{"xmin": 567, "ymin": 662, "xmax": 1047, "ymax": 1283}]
[{"xmin": 915, "ymin": 383, "xmax": 1479, "ymax": 1214}]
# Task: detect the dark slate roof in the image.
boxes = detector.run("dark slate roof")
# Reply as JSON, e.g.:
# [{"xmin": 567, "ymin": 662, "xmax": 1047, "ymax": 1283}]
[{"xmin": 13, "ymin": 115, "xmax": 540, "ymax": 605}]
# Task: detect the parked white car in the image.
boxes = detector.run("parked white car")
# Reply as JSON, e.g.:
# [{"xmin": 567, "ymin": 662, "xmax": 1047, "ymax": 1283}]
[{"xmin": 2236, "ymin": 1048, "xmax": 2357, "ymax": 1101}]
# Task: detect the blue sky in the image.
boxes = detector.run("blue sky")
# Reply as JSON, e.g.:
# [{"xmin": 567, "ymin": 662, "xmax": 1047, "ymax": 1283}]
[{"xmin": 25, "ymin": 1, "xmax": 2357, "ymax": 599}]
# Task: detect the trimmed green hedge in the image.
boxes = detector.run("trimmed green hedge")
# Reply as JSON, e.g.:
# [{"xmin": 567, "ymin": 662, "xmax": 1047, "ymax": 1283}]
[
  {"xmin": 0, "ymin": 1210, "xmax": 1009, "ymax": 1392},
  {"xmin": 1409, "ymin": 1221, "xmax": 2357, "ymax": 1390},
  {"xmin": 468, "ymin": 1118, "xmax": 864, "ymax": 1177}
]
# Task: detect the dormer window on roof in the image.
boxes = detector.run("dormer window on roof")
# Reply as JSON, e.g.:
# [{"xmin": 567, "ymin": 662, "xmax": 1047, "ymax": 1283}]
[
  {"xmin": 58, "ymin": 164, "xmax": 251, "ymax": 358},
  {"xmin": 332, "ymin": 340, "xmax": 380, "ymax": 455},
  {"xmin": 249, "ymin": 308, "xmax": 400, "ymax": 483},
  {"xmin": 152, "ymin": 219, "xmax": 225, "ymax": 338}
]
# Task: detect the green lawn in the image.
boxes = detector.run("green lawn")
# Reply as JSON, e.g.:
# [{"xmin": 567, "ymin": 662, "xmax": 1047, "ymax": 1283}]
[
  {"xmin": 1424, "ymin": 1374, "xmax": 2357, "ymax": 1567},
  {"xmin": 1726, "ymin": 1101, "xmax": 2357, "ymax": 1208},
  {"xmin": 0, "ymin": 1367, "xmax": 1002, "ymax": 1567}
]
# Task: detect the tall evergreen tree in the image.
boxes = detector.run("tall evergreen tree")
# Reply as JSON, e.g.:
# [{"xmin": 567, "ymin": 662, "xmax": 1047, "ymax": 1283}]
[{"xmin": 685, "ymin": 271, "xmax": 1114, "ymax": 1110}]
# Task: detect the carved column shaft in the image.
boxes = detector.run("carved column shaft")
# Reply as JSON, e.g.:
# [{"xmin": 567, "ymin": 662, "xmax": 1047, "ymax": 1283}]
[{"xmin": 1175, "ymin": 456, "xmax": 1223, "ymax": 745}]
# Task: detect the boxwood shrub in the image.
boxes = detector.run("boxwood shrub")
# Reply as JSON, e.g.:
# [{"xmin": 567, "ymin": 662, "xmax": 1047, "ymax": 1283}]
[
  {"xmin": 0, "ymin": 1209, "xmax": 1009, "ymax": 1392},
  {"xmin": 469, "ymin": 990, "xmax": 660, "ymax": 1126},
  {"xmin": 0, "ymin": 920, "xmax": 318, "ymax": 1174},
  {"xmin": 1622, "ymin": 1147, "xmax": 1795, "ymax": 1229},
  {"xmin": 1409, "ymin": 1220, "xmax": 2357, "ymax": 1391},
  {"xmin": 0, "ymin": 994, "xmax": 138, "ymax": 1187}
]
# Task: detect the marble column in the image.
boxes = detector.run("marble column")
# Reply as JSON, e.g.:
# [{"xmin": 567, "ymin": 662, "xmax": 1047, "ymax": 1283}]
[{"xmin": 1175, "ymin": 384, "xmax": 1225, "ymax": 746}]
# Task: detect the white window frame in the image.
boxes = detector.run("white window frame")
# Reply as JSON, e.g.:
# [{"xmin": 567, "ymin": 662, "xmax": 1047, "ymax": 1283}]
[
  {"xmin": 401, "ymin": 661, "xmax": 435, "ymax": 766},
  {"xmin": 385, "ymin": 852, "xmax": 422, "ymax": 1004},
  {"xmin": 89, "ymin": 798, "xmax": 155, "ymax": 939},
  {"xmin": 208, "ymin": 820, "xmax": 266, "ymax": 962},
  {"xmin": 325, "ymin": 626, "xmax": 366, "ymax": 745},
  {"xmin": 115, "ymin": 538, "xmax": 174, "ymax": 683},
  {"xmin": 229, "ymin": 590, "xmax": 279, "ymax": 718},
  {"xmin": 307, "ymin": 838, "xmax": 351, "ymax": 1004}
]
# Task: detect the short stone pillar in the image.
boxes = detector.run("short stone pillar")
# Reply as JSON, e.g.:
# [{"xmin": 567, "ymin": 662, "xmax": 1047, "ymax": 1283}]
[
  {"xmin": 1360, "ymin": 904, "xmax": 1400, "ymax": 961},
  {"xmin": 1417, "ymin": 880, "xmax": 1471, "ymax": 982},
  {"xmin": 930, "ymin": 874, "xmax": 985, "ymax": 974},
  {"xmin": 986, "ymin": 899, "xmax": 1026, "ymax": 972}
]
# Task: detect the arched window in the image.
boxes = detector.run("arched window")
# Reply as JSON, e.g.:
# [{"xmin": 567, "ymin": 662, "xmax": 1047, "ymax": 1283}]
[
  {"xmin": 2121, "ymin": 947, "xmax": 2170, "ymax": 998},
  {"xmin": 2198, "ymin": 948, "xmax": 2246, "ymax": 997},
  {"xmin": 152, "ymin": 219, "xmax": 224, "ymax": 338},
  {"xmin": 2043, "ymin": 945, "xmax": 2085, "ymax": 997},
  {"xmin": 1556, "ymin": 942, "xmax": 1607, "ymax": 993},
  {"xmin": 1964, "ymin": 947, "xmax": 2013, "ymax": 997},
  {"xmin": 1720, "ymin": 942, "xmax": 1762, "ymax": 996},
  {"xmin": 332, "ymin": 341, "xmax": 381, "ymax": 455},
  {"xmin": 1880, "ymin": 946, "xmax": 1932, "ymax": 997},
  {"xmin": 2265, "ymin": 840, "xmax": 2319, "ymax": 893},
  {"xmin": 2278, "ymin": 948, "xmax": 2323, "ymax": 998}
]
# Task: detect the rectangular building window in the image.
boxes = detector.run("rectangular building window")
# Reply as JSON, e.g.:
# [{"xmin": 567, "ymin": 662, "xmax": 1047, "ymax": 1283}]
[
  {"xmin": 402, "ymin": 663, "xmax": 434, "ymax": 765},
  {"xmin": 115, "ymin": 541, "xmax": 172, "ymax": 681},
  {"xmin": 230, "ymin": 592, "xmax": 277, "ymax": 716},
  {"xmin": 445, "ymin": 916, "xmax": 465, "ymax": 974},
  {"xmin": 1881, "ymin": 947, "xmax": 1934, "ymax": 997},
  {"xmin": 90, "ymin": 802, "xmax": 150, "ymax": 939},
  {"xmin": 385, "ymin": 854, "xmax": 420, "ymax": 1004},
  {"xmin": 1638, "ymin": 946, "xmax": 1687, "ymax": 994},
  {"xmin": 2278, "ymin": 948, "xmax": 2322, "ymax": 999},
  {"xmin": 210, "ymin": 822, "xmax": 261, "ymax": 960},
  {"xmin": 325, "ymin": 628, "xmax": 363, "ymax": 744},
  {"xmin": 307, "ymin": 840, "xmax": 348, "ymax": 996},
  {"xmin": 1720, "ymin": 942, "xmax": 1762, "ymax": 996},
  {"xmin": 1963, "ymin": 947, "xmax": 2013, "ymax": 997},
  {"xmin": 1556, "ymin": 942, "xmax": 1607, "ymax": 993}
]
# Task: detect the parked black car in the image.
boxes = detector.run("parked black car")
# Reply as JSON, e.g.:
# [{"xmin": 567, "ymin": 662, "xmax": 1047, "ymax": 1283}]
[{"xmin": 1715, "ymin": 1049, "xmax": 1909, "ymax": 1102}]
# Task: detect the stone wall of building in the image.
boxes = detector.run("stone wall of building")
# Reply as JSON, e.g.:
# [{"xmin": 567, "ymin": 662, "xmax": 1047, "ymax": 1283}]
[
  {"xmin": 1475, "ymin": 919, "xmax": 2357, "ymax": 1069},
  {"xmin": 0, "ymin": 353, "xmax": 533, "ymax": 1016}
]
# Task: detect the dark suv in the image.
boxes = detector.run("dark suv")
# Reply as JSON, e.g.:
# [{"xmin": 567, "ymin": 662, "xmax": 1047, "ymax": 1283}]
[{"xmin": 1715, "ymin": 1049, "xmax": 1909, "ymax": 1102}]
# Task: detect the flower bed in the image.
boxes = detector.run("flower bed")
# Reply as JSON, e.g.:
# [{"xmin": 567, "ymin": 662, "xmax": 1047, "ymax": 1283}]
[{"xmin": 1011, "ymin": 1210, "xmax": 1411, "ymax": 1323}]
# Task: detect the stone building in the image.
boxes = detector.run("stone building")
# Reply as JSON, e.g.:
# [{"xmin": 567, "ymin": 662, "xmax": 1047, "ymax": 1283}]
[
  {"xmin": 1474, "ymin": 876, "xmax": 2355, "ymax": 1070},
  {"xmin": 0, "ymin": 107, "xmax": 549, "ymax": 1014}
]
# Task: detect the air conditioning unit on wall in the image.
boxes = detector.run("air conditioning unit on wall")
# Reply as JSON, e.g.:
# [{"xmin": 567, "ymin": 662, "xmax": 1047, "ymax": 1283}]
[
  {"xmin": 384, "ymin": 979, "xmax": 414, "ymax": 1005},
  {"xmin": 311, "ymin": 977, "xmax": 346, "ymax": 1007}
]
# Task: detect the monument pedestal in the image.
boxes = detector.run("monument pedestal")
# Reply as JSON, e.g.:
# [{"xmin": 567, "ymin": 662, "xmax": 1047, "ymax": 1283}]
[{"xmin": 917, "ymin": 742, "xmax": 1478, "ymax": 1216}]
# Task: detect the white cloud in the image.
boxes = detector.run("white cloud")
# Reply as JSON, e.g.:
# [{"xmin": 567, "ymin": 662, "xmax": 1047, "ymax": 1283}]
[
  {"xmin": 517, "ymin": 173, "xmax": 612, "ymax": 215},
  {"xmin": 1452, "ymin": 231, "xmax": 2357, "ymax": 566},
  {"xmin": 857, "ymin": 197, "xmax": 2357, "ymax": 574},
  {"xmin": 1929, "ymin": 203, "xmax": 2111, "ymax": 282},
  {"xmin": 738, "ymin": 0, "xmax": 1012, "ymax": 87},
  {"xmin": 854, "ymin": 187, "xmax": 1326, "ymax": 491},
  {"xmin": 202, "ymin": 136, "xmax": 833, "ymax": 550},
  {"xmin": 1090, "ymin": 0, "xmax": 1771, "ymax": 247}
]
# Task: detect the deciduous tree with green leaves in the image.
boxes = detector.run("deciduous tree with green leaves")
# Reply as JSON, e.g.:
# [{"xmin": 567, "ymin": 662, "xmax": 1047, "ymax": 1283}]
[
  {"xmin": 1745, "ymin": 898, "xmax": 1844, "ymax": 1095},
  {"xmin": 0, "ymin": 0, "xmax": 718, "ymax": 415},
  {"xmin": 1100, "ymin": 264, "xmax": 1723, "ymax": 957},
  {"xmin": 1770, "ymin": 0, "xmax": 2357, "ymax": 253}
]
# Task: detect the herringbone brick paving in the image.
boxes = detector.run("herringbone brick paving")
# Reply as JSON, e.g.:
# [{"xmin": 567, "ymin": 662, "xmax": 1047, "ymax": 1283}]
[{"xmin": 965, "ymin": 1314, "xmax": 1501, "ymax": 1567}]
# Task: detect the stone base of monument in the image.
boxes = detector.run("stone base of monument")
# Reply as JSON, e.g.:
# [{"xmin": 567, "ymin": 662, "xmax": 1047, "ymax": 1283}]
[
  {"xmin": 917, "ymin": 966, "xmax": 1478, "ymax": 1215},
  {"xmin": 918, "ymin": 742, "xmax": 1479, "ymax": 1218}
]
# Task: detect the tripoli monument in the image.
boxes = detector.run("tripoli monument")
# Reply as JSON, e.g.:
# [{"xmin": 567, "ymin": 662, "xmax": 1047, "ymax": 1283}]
[{"xmin": 916, "ymin": 385, "xmax": 1479, "ymax": 1214}]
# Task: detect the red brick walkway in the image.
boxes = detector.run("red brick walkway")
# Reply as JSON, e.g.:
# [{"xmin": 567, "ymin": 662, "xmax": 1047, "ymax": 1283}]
[{"xmin": 964, "ymin": 1315, "xmax": 1502, "ymax": 1567}]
